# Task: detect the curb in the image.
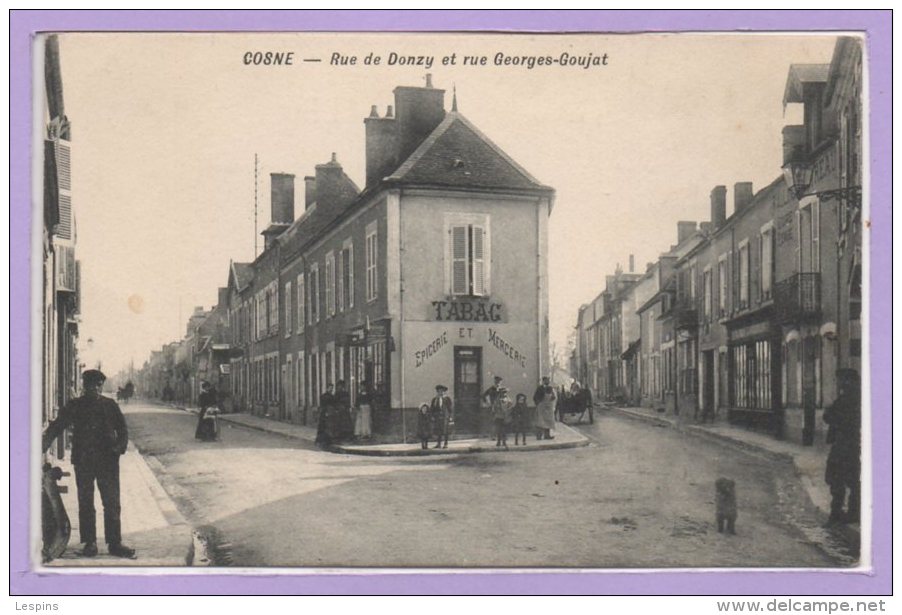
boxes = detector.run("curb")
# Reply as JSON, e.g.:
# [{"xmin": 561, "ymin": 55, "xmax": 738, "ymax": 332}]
[
  {"xmin": 605, "ymin": 405, "xmax": 794, "ymax": 464},
  {"xmin": 173, "ymin": 403, "xmax": 590, "ymax": 457},
  {"xmin": 329, "ymin": 433, "xmax": 591, "ymax": 457}
]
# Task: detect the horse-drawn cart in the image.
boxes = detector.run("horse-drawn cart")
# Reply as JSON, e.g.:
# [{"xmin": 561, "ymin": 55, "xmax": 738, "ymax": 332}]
[{"xmin": 556, "ymin": 386, "xmax": 594, "ymax": 425}]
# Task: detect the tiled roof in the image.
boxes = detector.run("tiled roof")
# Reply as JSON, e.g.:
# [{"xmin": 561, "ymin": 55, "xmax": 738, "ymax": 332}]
[
  {"xmin": 231, "ymin": 262, "xmax": 254, "ymax": 291},
  {"xmin": 387, "ymin": 112, "xmax": 552, "ymax": 193}
]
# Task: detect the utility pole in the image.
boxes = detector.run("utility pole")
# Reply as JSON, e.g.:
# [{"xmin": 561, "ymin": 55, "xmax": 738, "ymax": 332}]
[{"xmin": 254, "ymin": 153, "xmax": 259, "ymax": 259}]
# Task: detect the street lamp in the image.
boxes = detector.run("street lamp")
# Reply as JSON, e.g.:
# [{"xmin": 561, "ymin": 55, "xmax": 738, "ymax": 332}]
[{"xmin": 781, "ymin": 158, "xmax": 862, "ymax": 209}]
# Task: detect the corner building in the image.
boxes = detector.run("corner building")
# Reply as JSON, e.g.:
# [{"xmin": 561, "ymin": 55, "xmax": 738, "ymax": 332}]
[{"xmin": 274, "ymin": 79, "xmax": 554, "ymax": 437}]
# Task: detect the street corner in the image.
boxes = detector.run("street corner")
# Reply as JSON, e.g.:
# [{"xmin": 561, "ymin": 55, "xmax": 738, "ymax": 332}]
[{"xmin": 329, "ymin": 423, "xmax": 590, "ymax": 457}]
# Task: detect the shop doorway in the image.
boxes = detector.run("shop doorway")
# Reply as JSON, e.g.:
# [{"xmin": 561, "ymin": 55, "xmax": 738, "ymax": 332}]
[{"xmin": 453, "ymin": 346, "xmax": 482, "ymax": 433}]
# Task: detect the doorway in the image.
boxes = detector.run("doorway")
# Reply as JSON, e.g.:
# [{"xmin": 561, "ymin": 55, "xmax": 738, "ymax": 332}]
[
  {"xmin": 453, "ymin": 346, "xmax": 482, "ymax": 433},
  {"xmin": 702, "ymin": 350, "xmax": 715, "ymax": 421}
]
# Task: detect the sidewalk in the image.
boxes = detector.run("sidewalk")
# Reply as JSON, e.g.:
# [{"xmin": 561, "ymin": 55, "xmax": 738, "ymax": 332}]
[
  {"xmin": 605, "ymin": 404, "xmax": 849, "ymax": 526},
  {"xmin": 177, "ymin": 404, "xmax": 590, "ymax": 456},
  {"xmin": 43, "ymin": 442, "xmax": 194, "ymax": 567}
]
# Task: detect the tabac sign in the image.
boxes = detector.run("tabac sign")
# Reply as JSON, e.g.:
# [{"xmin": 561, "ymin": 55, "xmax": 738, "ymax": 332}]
[{"xmin": 430, "ymin": 299, "xmax": 505, "ymax": 322}]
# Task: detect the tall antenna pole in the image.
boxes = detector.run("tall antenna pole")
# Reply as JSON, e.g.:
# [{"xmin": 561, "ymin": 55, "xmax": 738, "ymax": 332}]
[{"xmin": 254, "ymin": 153, "xmax": 259, "ymax": 258}]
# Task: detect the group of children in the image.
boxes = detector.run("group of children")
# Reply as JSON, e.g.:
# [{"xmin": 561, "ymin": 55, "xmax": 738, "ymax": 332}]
[{"xmin": 416, "ymin": 384, "xmax": 534, "ymax": 451}]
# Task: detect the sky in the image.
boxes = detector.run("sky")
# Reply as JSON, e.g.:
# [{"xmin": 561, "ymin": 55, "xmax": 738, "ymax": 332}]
[{"xmin": 48, "ymin": 32, "xmax": 840, "ymax": 374}]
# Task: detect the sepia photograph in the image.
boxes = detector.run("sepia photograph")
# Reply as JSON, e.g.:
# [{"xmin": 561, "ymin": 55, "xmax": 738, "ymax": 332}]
[{"xmin": 12, "ymin": 10, "xmax": 891, "ymax": 597}]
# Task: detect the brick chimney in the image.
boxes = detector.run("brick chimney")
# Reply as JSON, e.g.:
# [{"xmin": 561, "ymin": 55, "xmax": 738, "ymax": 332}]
[
  {"xmin": 629, "ymin": 254, "xmax": 635, "ymax": 273},
  {"xmin": 262, "ymin": 173, "xmax": 295, "ymax": 251},
  {"xmin": 710, "ymin": 185, "xmax": 727, "ymax": 229},
  {"xmin": 677, "ymin": 221, "xmax": 698, "ymax": 244},
  {"xmin": 217, "ymin": 287, "xmax": 229, "ymax": 309},
  {"xmin": 734, "ymin": 182, "xmax": 754, "ymax": 214},
  {"xmin": 393, "ymin": 77, "xmax": 445, "ymax": 169},
  {"xmin": 270, "ymin": 173, "xmax": 295, "ymax": 224},
  {"xmin": 364, "ymin": 104, "xmax": 398, "ymax": 187},
  {"xmin": 304, "ymin": 176, "xmax": 316, "ymax": 209}
]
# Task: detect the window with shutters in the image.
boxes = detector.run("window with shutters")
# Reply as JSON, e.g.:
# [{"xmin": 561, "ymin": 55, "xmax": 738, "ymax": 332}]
[
  {"xmin": 325, "ymin": 252, "xmax": 335, "ymax": 317},
  {"xmin": 296, "ymin": 273, "xmax": 305, "ymax": 333},
  {"xmin": 447, "ymin": 214, "xmax": 490, "ymax": 297},
  {"xmin": 365, "ymin": 224, "xmax": 378, "ymax": 302},
  {"xmin": 703, "ymin": 267, "xmax": 712, "ymax": 321},
  {"xmin": 308, "ymin": 264, "xmax": 320, "ymax": 324}
]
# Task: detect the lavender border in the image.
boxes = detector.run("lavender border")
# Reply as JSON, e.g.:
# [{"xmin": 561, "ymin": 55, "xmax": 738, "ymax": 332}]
[{"xmin": 10, "ymin": 10, "xmax": 891, "ymax": 595}]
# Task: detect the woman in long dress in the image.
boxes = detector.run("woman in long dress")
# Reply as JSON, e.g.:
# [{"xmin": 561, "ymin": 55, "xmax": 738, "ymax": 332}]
[
  {"xmin": 354, "ymin": 380, "xmax": 373, "ymax": 440},
  {"xmin": 195, "ymin": 381, "xmax": 219, "ymax": 441},
  {"xmin": 532, "ymin": 376, "xmax": 556, "ymax": 440}
]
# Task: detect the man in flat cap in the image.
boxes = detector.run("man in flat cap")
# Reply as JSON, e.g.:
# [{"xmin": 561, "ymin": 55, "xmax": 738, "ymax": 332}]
[
  {"xmin": 430, "ymin": 384, "xmax": 454, "ymax": 449},
  {"xmin": 41, "ymin": 369, "xmax": 136, "ymax": 558}
]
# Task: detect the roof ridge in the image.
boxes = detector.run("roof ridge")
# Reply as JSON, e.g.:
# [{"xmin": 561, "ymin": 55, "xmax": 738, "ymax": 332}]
[{"xmin": 387, "ymin": 111, "xmax": 549, "ymax": 190}]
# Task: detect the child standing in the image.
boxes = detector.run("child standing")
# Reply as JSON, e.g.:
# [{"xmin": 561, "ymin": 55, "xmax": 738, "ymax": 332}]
[
  {"xmin": 491, "ymin": 387, "xmax": 513, "ymax": 450},
  {"xmin": 417, "ymin": 403, "xmax": 432, "ymax": 450},
  {"xmin": 511, "ymin": 393, "xmax": 529, "ymax": 445}
]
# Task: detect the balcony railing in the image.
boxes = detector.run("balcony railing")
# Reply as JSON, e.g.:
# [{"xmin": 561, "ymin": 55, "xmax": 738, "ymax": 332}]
[{"xmin": 774, "ymin": 272, "xmax": 821, "ymax": 323}]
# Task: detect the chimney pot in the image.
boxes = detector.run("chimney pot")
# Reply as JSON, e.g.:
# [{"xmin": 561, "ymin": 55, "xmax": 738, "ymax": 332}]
[
  {"xmin": 629, "ymin": 254, "xmax": 635, "ymax": 273},
  {"xmin": 386, "ymin": 105, "xmax": 394, "ymax": 118},
  {"xmin": 331, "ymin": 152, "xmax": 338, "ymax": 164},
  {"xmin": 425, "ymin": 73, "xmax": 433, "ymax": 88},
  {"xmin": 369, "ymin": 105, "xmax": 379, "ymax": 118}
]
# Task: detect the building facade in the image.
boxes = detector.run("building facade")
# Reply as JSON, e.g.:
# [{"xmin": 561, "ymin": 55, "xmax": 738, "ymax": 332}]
[
  {"xmin": 42, "ymin": 35, "xmax": 81, "ymax": 457},
  {"xmin": 140, "ymin": 77, "xmax": 554, "ymax": 440},
  {"xmin": 572, "ymin": 37, "xmax": 863, "ymax": 446}
]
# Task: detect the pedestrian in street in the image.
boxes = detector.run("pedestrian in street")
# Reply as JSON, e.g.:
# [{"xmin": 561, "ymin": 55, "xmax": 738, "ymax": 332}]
[
  {"xmin": 533, "ymin": 376, "xmax": 556, "ymax": 440},
  {"xmin": 417, "ymin": 403, "xmax": 432, "ymax": 450},
  {"xmin": 315, "ymin": 383, "xmax": 336, "ymax": 447},
  {"xmin": 491, "ymin": 387, "xmax": 513, "ymax": 449},
  {"xmin": 194, "ymin": 380, "xmax": 220, "ymax": 442},
  {"xmin": 511, "ymin": 393, "xmax": 530, "ymax": 445},
  {"xmin": 41, "ymin": 369, "xmax": 136, "ymax": 558},
  {"xmin": 482, "ymin": 375, "xmax": 504, "ymax": 407},
  {"xmin": 823, "ymin": 369, "xmax": 861, "ymax": 526},
  {"xmin": 334, "ymin": 380, "xmax": 353, "ymax": 441},
  {"xmin": 430, "ymin": 384, "xmax": 454, "ymax": 449},
  {"xmin": 354, "ymin": 379, "xmax": 373, "ymax": 440}
]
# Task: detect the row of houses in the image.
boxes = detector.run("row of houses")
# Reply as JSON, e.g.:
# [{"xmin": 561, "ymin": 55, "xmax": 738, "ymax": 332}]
[
  {"xmin": 134, "ymin": 75, "xmax": 555, "ymax": 438},
  {"xmin": 574, "ymin": 37, "xmax": 863, "ymax": 445}
]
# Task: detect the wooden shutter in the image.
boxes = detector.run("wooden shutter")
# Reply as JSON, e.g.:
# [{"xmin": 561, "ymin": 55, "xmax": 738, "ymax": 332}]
[
  {"xmin": 812, "ymin": 201, "xmax": 820, "ymax": 272},
  {"xmin": 472, "ymin": 225, "xmax": 486, "ymax": 296},
  {"xmin": 346, "ymin": 244, "xmax": 354, "ymax": 308},
  {"xmin": 451, "ymin": 225, "xmax": 468, "ymax": 295}
]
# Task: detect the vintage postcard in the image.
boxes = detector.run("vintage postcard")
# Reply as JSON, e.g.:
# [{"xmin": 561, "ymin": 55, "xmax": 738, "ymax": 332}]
[{"xmin": 12, "ymin": 10, "xmax": 891, "ymax": 597}]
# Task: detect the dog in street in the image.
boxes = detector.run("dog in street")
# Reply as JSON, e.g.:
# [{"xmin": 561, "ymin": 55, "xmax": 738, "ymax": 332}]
[{"xmin": 715, "ymin": 477, "xmax": 738, "ymax": 534}]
